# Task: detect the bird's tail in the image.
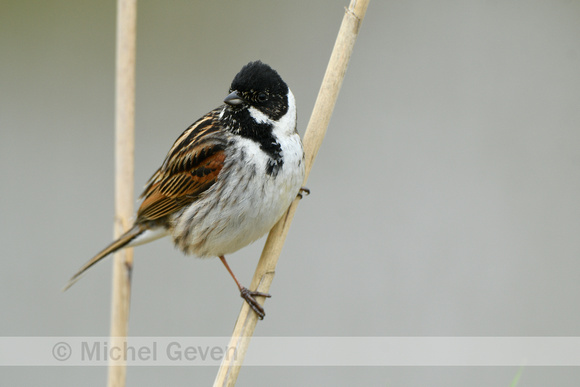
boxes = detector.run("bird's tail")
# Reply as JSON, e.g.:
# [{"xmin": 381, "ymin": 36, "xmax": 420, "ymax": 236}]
[{"xmin": 63, "ymin": 225, "xmax": 145, "ymax": 291}]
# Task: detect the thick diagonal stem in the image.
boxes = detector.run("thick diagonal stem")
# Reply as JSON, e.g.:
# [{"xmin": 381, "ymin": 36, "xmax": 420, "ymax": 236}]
[{"xmin": 213, "ymin": 1, "xmax": 370, "ymax": 386}]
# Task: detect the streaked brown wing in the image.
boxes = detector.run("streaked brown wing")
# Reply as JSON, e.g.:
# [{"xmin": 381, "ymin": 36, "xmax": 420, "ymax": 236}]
[{"xmin": 136, "ymin": 108, "xmax": 229, "ymax": 222}]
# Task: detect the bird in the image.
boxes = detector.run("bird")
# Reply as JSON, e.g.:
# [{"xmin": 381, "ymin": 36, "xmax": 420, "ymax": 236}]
[{"xmin": 65, "ymin": 60, "xmax": 305, "ymax": 319}]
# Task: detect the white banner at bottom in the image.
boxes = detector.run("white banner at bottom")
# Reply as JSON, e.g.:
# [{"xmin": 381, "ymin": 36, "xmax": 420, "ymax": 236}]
[{"xmin": 1, "ymin": 337, "xmax": 579, "ymax": 366}]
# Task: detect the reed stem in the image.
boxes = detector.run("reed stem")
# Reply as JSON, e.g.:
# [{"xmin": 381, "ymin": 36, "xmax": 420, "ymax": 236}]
[
  {"xmin": 108, "ymin": 0, "xmax": 137, "ymax": 386},
  {"xmin": 213, "ymin": 1, "xmax": 370, "ymax": 385}
]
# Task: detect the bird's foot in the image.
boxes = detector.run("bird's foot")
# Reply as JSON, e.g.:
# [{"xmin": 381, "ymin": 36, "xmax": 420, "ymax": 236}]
[
  {"xmin": 297, "ymin": 187, "xmax": 310, "ymax": 199},
  {"xmin": 240, "ymin": 287, "xmax": 271, "ymax": 320}
]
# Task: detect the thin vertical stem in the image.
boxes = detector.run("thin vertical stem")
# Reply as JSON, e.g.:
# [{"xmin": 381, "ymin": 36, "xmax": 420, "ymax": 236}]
[
  {"xmin": 108, "ymin": 0, "xmax": 137, "ymax": 386},
  {"xmin": 213, "ymin": 1, "xmax": 369, "ymax": 386}
]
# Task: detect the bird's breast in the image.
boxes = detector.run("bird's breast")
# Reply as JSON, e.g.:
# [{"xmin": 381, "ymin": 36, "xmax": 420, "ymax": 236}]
[{"xmin": 171, "ymin": 132, "xmax": 304, "ymax": 258}]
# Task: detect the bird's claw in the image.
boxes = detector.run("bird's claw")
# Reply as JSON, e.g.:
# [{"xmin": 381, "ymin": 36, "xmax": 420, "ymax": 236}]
[
  {"xmin": 297, "ymin": 187, "xmax": 310, "ymax": 199},
  {"xmin": 240, "ymin": 287, "xmax": 271, "ymax": 320}
]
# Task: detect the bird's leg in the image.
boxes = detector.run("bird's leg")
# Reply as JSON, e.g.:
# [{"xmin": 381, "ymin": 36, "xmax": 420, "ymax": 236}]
[
  {"xmin": 297, "ymin": 186, "xmax": 310, "ymax": 199},
  {"xmin": 219, "ymin": 255, "xmax": 271, "ymax": 320}
]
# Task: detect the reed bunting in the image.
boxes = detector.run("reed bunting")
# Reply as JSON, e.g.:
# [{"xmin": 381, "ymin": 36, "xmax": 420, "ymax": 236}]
[{"xmin": 65, "ymin": 61, "xmax": 305, "ymax": 319}]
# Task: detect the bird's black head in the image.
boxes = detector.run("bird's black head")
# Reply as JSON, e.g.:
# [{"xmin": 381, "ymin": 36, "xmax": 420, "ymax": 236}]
[{"xmin": 224, "ymin": 61, "xmax": 289, "ymax": 121}]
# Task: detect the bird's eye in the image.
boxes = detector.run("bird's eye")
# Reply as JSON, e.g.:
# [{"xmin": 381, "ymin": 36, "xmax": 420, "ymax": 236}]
[{"xmin": 257, "ymin": 92, "xmax": 268, "ymax": 102}]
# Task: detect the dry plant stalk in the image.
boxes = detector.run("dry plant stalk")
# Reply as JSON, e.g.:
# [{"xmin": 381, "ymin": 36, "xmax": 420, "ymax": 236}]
[
  {"xmin": 213, "ymin": 0, "xmax": 370, "ymax": 385},
  {"xmin": 108, "ymin": 0, "xmax": 137, "ymax": 386}
]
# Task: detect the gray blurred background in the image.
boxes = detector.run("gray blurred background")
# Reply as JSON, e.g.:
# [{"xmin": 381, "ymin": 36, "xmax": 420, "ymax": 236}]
[{"xmin": 2, "ymin": 0, "xmax": 580, "ymax": 386}]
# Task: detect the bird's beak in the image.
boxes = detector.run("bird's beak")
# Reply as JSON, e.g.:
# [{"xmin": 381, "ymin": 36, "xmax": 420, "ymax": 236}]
[{"xmin": 224, "ymin": 91, "xmax": 244, "ymax": 106}]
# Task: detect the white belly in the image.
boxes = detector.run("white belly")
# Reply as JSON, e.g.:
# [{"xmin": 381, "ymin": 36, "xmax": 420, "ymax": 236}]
[{"xmin": 171, "ymin": 133, "xmax": 304, "ymax": 258}]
